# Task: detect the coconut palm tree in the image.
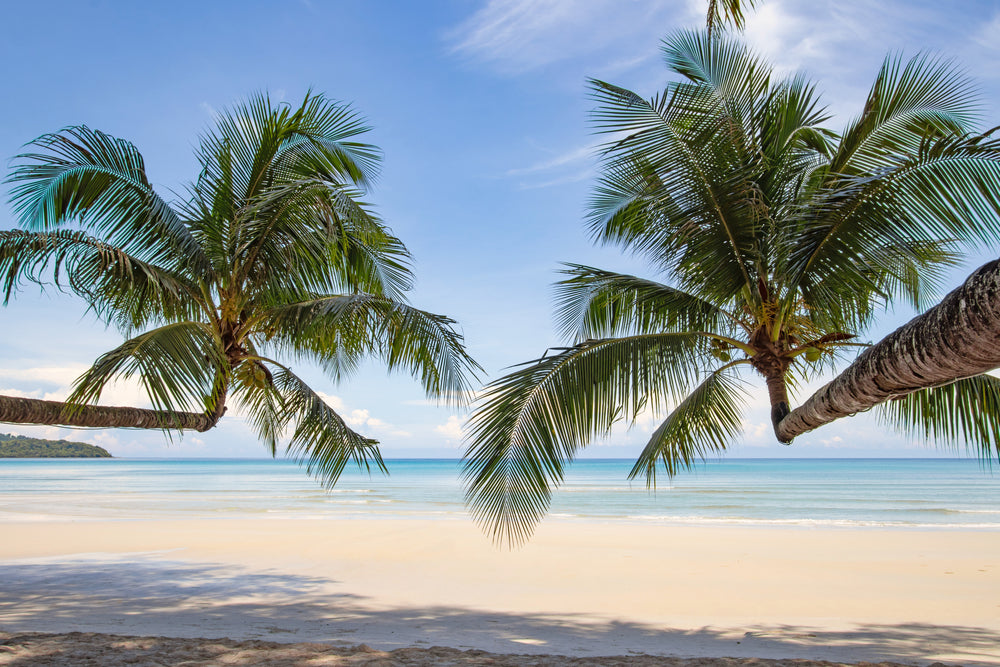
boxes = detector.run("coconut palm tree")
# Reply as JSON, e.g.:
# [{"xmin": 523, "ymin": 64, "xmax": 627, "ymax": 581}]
[
  {"xmin": 463, "ymin": 30, "xmax": 1000, "ymax": 545},
  {"xmin": 0, "ymin": 92, "xmax": 480, "ymax": 483}
]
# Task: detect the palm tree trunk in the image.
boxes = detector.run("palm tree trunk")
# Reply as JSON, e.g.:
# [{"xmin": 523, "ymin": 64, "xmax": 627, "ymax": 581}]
[
  {"xmin": 0, "ymin": 395, "xmax": 218, "ymax": 432},
  {"xmin": 765, "ymin": 373, "xmax": 792, "ymax": 442},
  {"xmin": 776, "ymin": 258, "xmax": 1000, "ymax": 442}
]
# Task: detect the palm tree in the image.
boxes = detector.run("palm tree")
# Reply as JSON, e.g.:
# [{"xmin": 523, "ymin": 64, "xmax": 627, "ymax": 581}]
[
  {"xmin": 463, "ymin": 30, "xmax": 1000, "ymax": 545},
  {"xmin": 0, "ymin": 92, "xmax": 480, "ymax": 483}
]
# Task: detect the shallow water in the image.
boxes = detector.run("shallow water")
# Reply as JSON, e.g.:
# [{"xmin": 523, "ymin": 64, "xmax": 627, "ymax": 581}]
[{"xmin": 1, "ymin": 457, "xmax": 997, "ymax": 528}]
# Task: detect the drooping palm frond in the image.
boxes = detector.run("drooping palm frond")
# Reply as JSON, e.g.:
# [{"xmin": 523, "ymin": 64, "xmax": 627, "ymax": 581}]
[
  {"xmin": 261, "ymin": 293, "xmax": 481, "ymax": 403},
  {"xmin": 0, "ymin": 229, "xmax": 202, "ymax": 331},
  {"xmin": 629, "ymin": 366, "xmax": 747, "ymax": 486},
  {"xmin": 6, "ymin": 126, "xmax": 206, "ymax": 272},
  {"xmin": 706, "ymin": 0, "xmax": 758, "ymax": 36},
  {"xmin": 554, "ymin": 264, "xmax": 739, "ymax": 341},
  {"xmin": 68, "ymin": 322, "xmax": 226, "ymax": 415},
  {"xmin": 463, "ymin": 333, "xmax": 707, "ymax": 545},
  {"xmin": 876, "ymin": 374, "xmax": 1000, "ymax": 462},
  {"xmin": 265, "ymin": 362, "xmax": 387, "ymax": 485},
  {"xmin": 229, "ymin": 356, "xmax": 287, "ymax": 456}
]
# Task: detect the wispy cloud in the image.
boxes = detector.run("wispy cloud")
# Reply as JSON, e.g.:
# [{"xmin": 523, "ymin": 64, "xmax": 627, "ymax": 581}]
[
  {"xmin": 505, "ymin": 143, "xmax": 597, "ymax": 190},
  {"xmin": 506, "ymin": 144, "xmax": 594, "ymax": 176},
  {"xmin": 446, "ymin": 0, "xmax": 694, "ymax": 74}
]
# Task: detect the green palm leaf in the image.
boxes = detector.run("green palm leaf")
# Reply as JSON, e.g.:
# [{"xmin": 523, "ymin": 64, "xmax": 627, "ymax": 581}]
[
  {"xmin": 270, "ymin": 362, "xmax": 387, "ymax": 485},
  {"xmin": 630, "ymin": 367, "xmax": 747, "ymax": 486},
  {"xmin": 68, "ymin": 322, "xmax": 226, "ymax": 416},
  {"xmin": 463, "ymin": 333, "xmax": 706, "ymax": 545},
  {"xmin": 263, "ymin": 293, "xmax": 480, "ymax": 402},
  {"xmin": 555, "ymin": 264, "xmax": 738, "ymax": 340},
  {"xmin": 6, "ymin": 126, "xmax": 206, "ymax": 272},
  {"xmin": 0, "ymin": 229, "xmax": 202, "ymax": 331},
  {"xmin": 877, "ymin": 375, "xmax": 1000, "ymax": 462}
]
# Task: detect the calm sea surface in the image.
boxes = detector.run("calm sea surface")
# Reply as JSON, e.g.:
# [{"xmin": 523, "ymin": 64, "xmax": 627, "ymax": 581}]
[{"xmin": 0, "ymin": 458, "xmax": 997, "ymax": 528}]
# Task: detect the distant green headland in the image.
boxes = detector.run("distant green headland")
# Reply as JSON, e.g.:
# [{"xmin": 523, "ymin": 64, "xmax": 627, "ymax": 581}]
[{"xmin": 0, "ymin": 433, "xmax": 112, "ymax": 458}]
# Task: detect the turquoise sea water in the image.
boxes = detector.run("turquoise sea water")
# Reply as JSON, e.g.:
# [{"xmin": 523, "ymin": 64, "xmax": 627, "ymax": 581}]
[{"xmin": 0, "ymin": 458, "xmax": 997, "ymax": 528}]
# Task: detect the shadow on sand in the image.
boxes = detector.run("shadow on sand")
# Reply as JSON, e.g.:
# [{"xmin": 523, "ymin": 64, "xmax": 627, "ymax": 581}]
[{"xmin": 0, "ymin": 556, "xmax": 996, "ymax": 665}]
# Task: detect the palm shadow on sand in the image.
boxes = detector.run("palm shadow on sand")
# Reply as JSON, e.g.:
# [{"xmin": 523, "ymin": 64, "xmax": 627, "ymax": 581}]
[{"xmin": 1, "ymin": 556, "xmax": 997, "ymax": 665}]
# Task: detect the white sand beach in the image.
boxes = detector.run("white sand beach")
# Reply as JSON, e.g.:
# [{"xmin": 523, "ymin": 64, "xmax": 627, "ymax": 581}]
[{"xmin": 1, "ymin": 518, "xmax": 998, "ymax": 665}]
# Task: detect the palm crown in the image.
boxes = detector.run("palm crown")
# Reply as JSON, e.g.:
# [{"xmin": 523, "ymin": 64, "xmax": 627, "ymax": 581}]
[
  {"xmin": 1, "ymin": 92, "xmax": 480, "ymax": 484},
  {"xmin": 463, "ymin": 30, "xmax": 1000, "ymax": 545}
]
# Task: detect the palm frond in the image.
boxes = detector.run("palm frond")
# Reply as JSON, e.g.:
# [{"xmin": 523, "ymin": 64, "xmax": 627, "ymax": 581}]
[
  {"xmin": 554, "ymin": 264, "xmax": 737, "ymax": 341},
  {"xmin": 6, "ymin": 126, "xmax": 207, "ymax": 272},
  {"xmin": 706, "ymin": 0, "xmax": 758, "ymax": 35},
  {"xmin": 587, "ymin": 78, "xmax": 761, "ymax": 299},
  {"xmin": 463, "ymin": 333, "xmax": 706, "ymax": 546},
  {"xmin": 877, "ymin": 374, "xmax": 1000, "ymax": 462},
  {"xmin": 629, "ymin": 367, "xmax": 747, "ymax": 486},
  {"xmin": 0, "ymin": 229, "xmax": 202, "ymax": 331},
  {"xmin": 831, "ymin": 53, "xmax": 981, "ymax": 176},
  {"xmin": 68, "ymin": 322, "xmax": 226, "ymax": 416},
  {"xmin": 262, "ymin": 293, "xmax": 481, "ymax": 404},
  {"xmin": 274, "ymin": 92, "xmax": 381, "ymax": 186},
  {"xmin": 263, "ymin": 361, "xmax": 387, "ymax": 485},
  {"xmin": 236, "ymin": 179, "xmax": 414, "ymax": 300},
  {"xmin": 789, "ymin": 130, "xmax": 1000, "ymax": 329}
]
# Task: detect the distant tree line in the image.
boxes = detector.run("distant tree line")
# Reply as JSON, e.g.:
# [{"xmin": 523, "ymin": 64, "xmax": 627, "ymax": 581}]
[{"xmin": 0, "ymin": 433, "xmax": 111, "ymax": 458}]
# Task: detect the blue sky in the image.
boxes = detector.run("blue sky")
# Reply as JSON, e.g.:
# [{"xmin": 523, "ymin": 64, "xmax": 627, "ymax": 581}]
[{"xmin": 2, "ymin": 0, "xmax": 1000, "ymax": 461}]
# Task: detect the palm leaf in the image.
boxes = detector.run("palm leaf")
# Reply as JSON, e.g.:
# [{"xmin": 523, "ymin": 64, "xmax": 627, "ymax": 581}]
[
  {"xmin": 629, "ymin": 367, "xmax": 747, "ymax": 486},
  {"xmin": 68, "ymin": 322, "xmax": 226, "ymax": 416},
  {"xmin": 262, "ymin": 293, "xmax": 481, "ymax": 403},
  {"xmin": 6, "ymin": 126, "xmax": 207, "ymax": 272},
  {"xmin": 463, "ymin": 333, "xmax": 706, "ymax": 546},
  {"xmin": 0, "ymin": 229, "xmax": 202, "ymax": 331},
  {"xmin": 554, "ymin": 264, "xmax": 738, "ymax": 341},
  {"xmin": 706, "ymin": 0, "xmax": 758, "ymax": 34},
  {"xmin": 265, "ymin": 361, "xmax": 387, "ymax": 485},
  {"xmin": 831, "ymin": 53, "xmax": 981, "ymax": 176},
  {"xmin": 876, "ymin": 374, "xmax": 1000, "ymax": 462}
]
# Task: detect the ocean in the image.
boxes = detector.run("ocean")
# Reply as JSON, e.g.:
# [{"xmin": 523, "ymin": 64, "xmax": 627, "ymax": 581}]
[{"xmin": 0, "ymin": 458, "xmax": 997, "ymax": 529}]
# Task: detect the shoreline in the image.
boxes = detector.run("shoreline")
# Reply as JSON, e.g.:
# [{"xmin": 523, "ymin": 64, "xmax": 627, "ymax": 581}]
[{"xmin": 2, "ymin": 518, "xmax": 999, "ymax": 665}]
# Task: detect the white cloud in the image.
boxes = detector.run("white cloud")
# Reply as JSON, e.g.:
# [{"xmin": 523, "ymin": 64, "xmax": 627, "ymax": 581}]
[
  {"xmin": 318, "ymin": 402, "xmax": 411, "ymax": 439},
  {"xmin": 0, "ymin": 364, "xmax": 150, "ymax": 408},
  {"xmin": 0, "ymin": 364, "xmax": 90, "ymax": 387},
  {"xmin": 435, "ymin": 415, "xmax": 465, "ymax": 442}
]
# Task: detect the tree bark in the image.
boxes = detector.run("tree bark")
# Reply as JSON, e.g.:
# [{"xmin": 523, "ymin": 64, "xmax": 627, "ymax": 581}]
[
  {"xmin": 765, "ymin": 373, "xmax": 792, "ymax": 442},
  {"xmin": 0, "ymin": 395, "xmax": 218, "ymax": 432},
  {"xmin": 776, "ymin": 258, "xmax": 1000, "ymax": 442}
]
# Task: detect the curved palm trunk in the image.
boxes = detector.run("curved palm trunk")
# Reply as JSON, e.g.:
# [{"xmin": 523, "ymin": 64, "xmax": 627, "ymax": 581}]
[
  {"xmin": 776, "ymin": 258, "xmax": 1000, "ymax": 442},
  {"xmin": 765, "ymin": 373, "xmax": 792, "ymax": 442},
  {"xmin": 0, "ymin": 395, "xmax": 219, "ymax": 432}
]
